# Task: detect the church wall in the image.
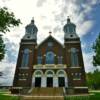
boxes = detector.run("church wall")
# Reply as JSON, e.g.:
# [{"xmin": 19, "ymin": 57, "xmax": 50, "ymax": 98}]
[
  {"xmin": 64, "ymin": 39, "xmax": 87, "ymax": 87},
  {"xmin": 13, "ymin": 42, "xmax": 37, "ymax": 87},
  {"xmin": 36, "ymin": 38, "xmax": 64, "ymax": 65}
]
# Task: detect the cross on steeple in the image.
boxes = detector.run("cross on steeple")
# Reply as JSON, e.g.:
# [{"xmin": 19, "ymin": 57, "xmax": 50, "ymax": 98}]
[{"xmin": 49, "ymin": 31, "xmax": 52, "ymax": 35}]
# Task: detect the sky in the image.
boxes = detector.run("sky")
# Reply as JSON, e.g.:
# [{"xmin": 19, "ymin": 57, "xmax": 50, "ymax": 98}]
[{"xmin": 0, "ymin": 0, "xmax": 100, "ymax": 86}]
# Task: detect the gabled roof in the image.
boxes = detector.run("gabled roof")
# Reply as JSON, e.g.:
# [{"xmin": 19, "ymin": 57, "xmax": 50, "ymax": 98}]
[{"xmin": 37, "ymin": 35, "xmax": 63, "ymax": 48}]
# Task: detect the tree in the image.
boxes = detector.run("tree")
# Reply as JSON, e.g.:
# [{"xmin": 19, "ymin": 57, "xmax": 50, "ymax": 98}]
[
  {"xmin": 0, "ymin": 7, "xmax": 21, "ymax": 33},
  {"xmin": 86, "ymin": 69, "xmax": 100, "ymax": 89},
  {"xmin": 0, "ymin": 7, "xmax": 21, "ymax": 61},
  {"xmin": 0, "ymin": 35, "xmax": 5, "ymax": 61},
  {"xmin": 93, "ymin": 33, "xmax": 100, "ymax": 66}
]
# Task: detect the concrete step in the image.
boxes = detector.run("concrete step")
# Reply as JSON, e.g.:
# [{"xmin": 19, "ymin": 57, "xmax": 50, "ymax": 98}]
[
  {"xmin": 21, "ymin": 95, "xmax": 64, "ymax": 100},
  {"xmin": 30, "ymin": 87, "xmax": 64, "ymax": 96}
]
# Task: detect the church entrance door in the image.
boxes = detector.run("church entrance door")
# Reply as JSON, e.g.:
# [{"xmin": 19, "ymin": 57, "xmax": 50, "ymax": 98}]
[
  {"xmin": 47, "ymin": 77, "xmax": 53, "ymax": 87},
  {"xmin": 35, "ymin": 77, "xmax": 41, "ymax": 87},
  {"xmin": 58, "ymin": 77, "xmax": 65, "ymax": 87}
]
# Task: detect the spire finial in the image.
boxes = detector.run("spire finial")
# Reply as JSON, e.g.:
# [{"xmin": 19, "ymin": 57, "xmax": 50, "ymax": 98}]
[
  {"xmin": 67, "ymin": 16, "xmax": 70, "ymax": 19},
  {"xmin": 31, "ymin": 17, "xmax": 34, "ymax": 24},
  {"xmin": 32, "ymin": 17, "xmax": 34, "ymax": 20},
  {"xmin": 67, "ymin": 16, "xmax": 70, "ymax": 23},
  {"xmin": 49, "ymin": 31, "xmax": 52, "ymax": 35}
]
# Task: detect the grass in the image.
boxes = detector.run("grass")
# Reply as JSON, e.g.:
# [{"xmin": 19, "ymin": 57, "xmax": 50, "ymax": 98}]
[
  {"xmin": 0, "ymin": 90, "xmax": 100, "ymax": 100},
  {"xmin": 0, "ymin": 92, "xmax": 19, "ymax": 100},
  {"xmin": 64, "ymin": 91, "xmax": 100, "ymax": 100}
]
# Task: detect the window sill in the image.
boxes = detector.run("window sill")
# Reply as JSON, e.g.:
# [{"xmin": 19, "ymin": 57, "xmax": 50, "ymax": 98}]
[
  {"xmin": 19, "ymin": 67, "xmax": 29, "ymax": 69},
  {"xmin": 73, "ymin": 79, "xmax": 81, "ymax": 80}
]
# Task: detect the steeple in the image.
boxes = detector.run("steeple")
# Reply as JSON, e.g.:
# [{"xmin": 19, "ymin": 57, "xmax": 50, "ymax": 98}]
[
  {"xmin": 63, "ymin": 17, "xmax": 78, "ymax": 40},
  {"xmin": 67, "ymin": 16, "xmax": 71, "ymax": 24},
  {"xmin": 22, "ymin": 18, "xmax": 38, "ymax": 42}
]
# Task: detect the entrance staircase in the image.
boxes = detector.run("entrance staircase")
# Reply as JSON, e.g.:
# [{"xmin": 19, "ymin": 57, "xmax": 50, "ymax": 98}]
[{"xmin": 21, "ymin": 87, "xmax": 64, "ymax": 100}]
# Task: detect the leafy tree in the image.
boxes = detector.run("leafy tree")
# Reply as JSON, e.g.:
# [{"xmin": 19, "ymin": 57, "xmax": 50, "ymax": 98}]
[
  {"xmin": 0, "ymin": 7, "xmax": 21, "ymax": 33},
  {"xmin": 86, "ymin": 69, "xmax": 100, "ymax": 89},
  {"xmin": 93, "ymin": 33, "xmax": 100, "ymax": 66},
  {"xmin": 0, "ymin": 35, "xmax": 5, "ymax": 61},
  {"xmin": 0, "ymin": 7, "xmax": 21, "ymax": 61}
]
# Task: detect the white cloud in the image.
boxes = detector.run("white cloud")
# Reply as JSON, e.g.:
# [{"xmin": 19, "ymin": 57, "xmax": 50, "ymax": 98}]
[
  {"xmin": 0, "ymin": 0, "xmax": 99, "ymax": 86},
  {"xmin": 83, "ymin": 52, "xmax": 95, "ymax": 73},
  {"xmin": 77, "ymin": 20, "xmax": 94, "ymax": 37},
  {"xmin": 0, "ymin": 59, "xmax": 16, "ymax": 86}
]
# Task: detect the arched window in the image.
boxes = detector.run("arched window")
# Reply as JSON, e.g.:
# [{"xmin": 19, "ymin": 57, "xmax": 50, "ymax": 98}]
[
  {"xmin": 21, "ymin": 49, "xmax": 30, "ymax": 67},
  {"xmin": 37, "ymin": 56, "xmax": 42, "ymax": 64},
  {"xmin": 46, "ymin": 51, "xmax": 55, "ymax": 64},
  {"xmin": 71, "ymin": 48, "xmax": 79, "ymax": 67},
  {"xmin": 57, "ymin": 70, "xmax": 66, "ymax": 77},
  {"xmin": 34, "ymin": 70, "xmax": 43, "ymax": 77},
  {"xmin": 45, "ymin": 70, "xmax": 54, "ymax": 77},
  {"xmin": 37, "ymin": 50, "xmax": 42, "ymax": 64}
]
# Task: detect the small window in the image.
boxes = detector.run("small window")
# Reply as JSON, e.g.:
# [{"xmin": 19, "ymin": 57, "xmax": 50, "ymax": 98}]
[
  {"xmin": 48, "ymin": 42, "xmax": 53, "ymax": 47},
  {"xmin": 73, "ymin": 73, "xmax": 81, "ymax": 80}
]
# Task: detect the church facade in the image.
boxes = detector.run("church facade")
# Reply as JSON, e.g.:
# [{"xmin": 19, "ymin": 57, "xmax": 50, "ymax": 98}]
[{"xmin": 12, "ymin": 18, "xmax": 88, "ymax": 94}]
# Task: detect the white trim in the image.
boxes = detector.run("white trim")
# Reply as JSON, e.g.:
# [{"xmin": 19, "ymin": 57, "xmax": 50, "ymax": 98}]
[
  {"xmin": 53, "ymin": 76, "xmax": 58, "ymax": 87},
  {"xmin": 74, "ymin": 87, "xmax": 88, "ymax": 89},
  {"xmin": 33, "ymin": 67, "xmax": 67, "ymax": 70},
  {"xmin": 21, "ymin": 42, "xmax": 36, "ymax": 44},
  {"xmin": 33, "ymin": 64, "xmax": 67, "ymax": 69},
  {"xmin": 65, "ymin": 41, "xmax": 80, "ymax": 43},
  {"xmin": 19, "ymin": 67, "xmax": 29, "ymax": 69},
  {"xmin": 33, "ymin": 70, "xmax": 43, "ymax": 77},
  {"xmin": 70, "ymin": 67, "xmax": 81, "ymax": 69},
  {"xmin": 56, "ymin": 70, "xmax": 66, "ymax": 76},
  {"xmin": 19, "ymin": 79, "xmax": 27, "ymax": 81},
  {"xmin": 41, "ymin": 76, "xmax": 46, "ymax": 87},
  {"xmin": 45, "ymin": 70, "xmax": 55, "ymax": 76},
  {"xmin": 12, "ymin": 87, "xmax": 23, "ymax": 89},
  {"xmin": 73, "ymin": 79, "xmax": 81, "ymax": 80}
]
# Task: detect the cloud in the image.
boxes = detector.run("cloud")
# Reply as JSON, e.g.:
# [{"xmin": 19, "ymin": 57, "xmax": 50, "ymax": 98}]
[
  {"xmin": 0, "ymin": 62, "xmax": 15, "ymax": 86},
  {"xmin": 36, "ymin": 0, "xmax": 47, "ymax": 7},
  {"xmin": 83, "ymin": 51, "xmax": 95, "ymax": 73},
  {"xmin": 0, "ymin": 37, "xmax": 18, "ymax": 86},
  {"xmin": 77, "ymin": 20, "xmax": 94, "ymax": 37}
]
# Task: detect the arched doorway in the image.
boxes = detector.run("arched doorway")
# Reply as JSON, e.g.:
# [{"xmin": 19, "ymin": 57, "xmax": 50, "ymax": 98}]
[
  {"xmin": 45, "ymin": 70, "xmax": 54, "ymax": 87},
  {"xmin": 57, "ymin": 70, "xmax": 68, "ymax": 87},
  {"xmin": 33, "ymin": 70, "xmax": 43, "ymax": 87}
]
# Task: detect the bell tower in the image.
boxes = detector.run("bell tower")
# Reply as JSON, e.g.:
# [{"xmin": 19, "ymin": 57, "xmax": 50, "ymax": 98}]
[
  {"xmin": 63, "ymin": 17, "xmax": 87, "ymax": 91},
  {"xmin": 64, "ymin": 17, "xmax": 79, "ymax": 40},
  {"xmin": 13, "ymin": 18, "xmax": 38, "ymax": 87}
]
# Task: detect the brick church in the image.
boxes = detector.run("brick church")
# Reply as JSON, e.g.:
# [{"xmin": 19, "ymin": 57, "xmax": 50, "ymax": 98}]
[{"xmin": 12, "ymin": 17, "xmax": 88, "ymax": 95}]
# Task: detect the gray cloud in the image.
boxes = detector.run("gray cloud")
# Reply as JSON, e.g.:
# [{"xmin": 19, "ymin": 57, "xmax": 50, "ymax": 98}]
[
  {"xmin": 53, "ymin": 25, "xmax": 61, "ymax": 33},
  {"xmin": 36, "ymin": 0, "xmax": 47, "ymax": 7},
  {"xmin": 4, "ymin": 38, "xmax": 19, "ymax": 63},
  {"xmin": 0, "ymin": 37, "xmax": 18, "ymax": 86}
]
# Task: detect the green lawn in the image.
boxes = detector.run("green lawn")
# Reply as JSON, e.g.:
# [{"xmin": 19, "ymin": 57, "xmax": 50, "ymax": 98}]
[
  {"xmin": 0, "ymin": 92, "xmax": 19, "ymax": 100},
  {"xmin": 0, "ymin": 90, "xmax": 100, "ymax": 100},
  {"xmin": 65, "ymin": 91, "xmax": 100, "ymax": 100}
]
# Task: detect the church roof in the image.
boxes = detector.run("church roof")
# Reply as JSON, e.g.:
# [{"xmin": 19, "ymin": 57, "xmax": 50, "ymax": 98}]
[{"xmin": 37, "ymin": 34, "xmax": 63, "ymax": 48}]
